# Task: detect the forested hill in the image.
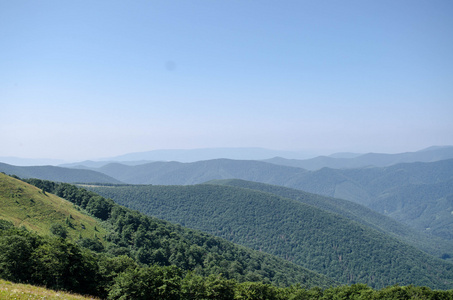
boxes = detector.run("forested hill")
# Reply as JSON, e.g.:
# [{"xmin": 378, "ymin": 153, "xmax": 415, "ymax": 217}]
[
  {"xmin": 88, "ymin": 183, "xmax": 453, "ymax": 290},
  {"xmin": 0, "ymin": 162, "xmax": 121, "ymax": 184},
  {"xmin": 208, "ymin": 179, "xmax": 453, "ymax": 260},
  {"xmin": 6, "ymin": 175, "xmax": 335, "ymax": 288}
]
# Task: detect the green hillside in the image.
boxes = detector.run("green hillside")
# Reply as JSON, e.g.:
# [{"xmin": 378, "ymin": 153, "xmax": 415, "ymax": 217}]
[
  {"xmin": 209, "ymin": 178, "xmax": 453, "ymax": 260},
  {"xmin": 89, "ymin": 183, "xmax": 453, "ymax": 289},
  {"xmin": 0, "ymin": 173, "xmax": 107, "ymax": 241}
]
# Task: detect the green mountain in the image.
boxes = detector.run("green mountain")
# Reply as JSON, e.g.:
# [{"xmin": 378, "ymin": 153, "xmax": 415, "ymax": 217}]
[
  {"xmin": 0, "ymin": 162, "xmax": 121, "ymax": 184},
  {"xmin": 88, "ymin": 183, "xmax": 453, "ymax": 289},
  {"xmin": 208, "ymin": 178, "xmax": 453, "ymax": 260},
  {"xmin": 1, "ymin": 174, "xmax": 334, "ymax": 288}
]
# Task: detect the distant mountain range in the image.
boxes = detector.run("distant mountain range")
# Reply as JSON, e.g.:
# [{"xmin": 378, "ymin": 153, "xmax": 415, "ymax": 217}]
[
  {"xmin": 101, "ymin": 147, "xmax": 315, "ymax": 162},
  {"xmin": 80, "ymin": 159, "xmax": 307, "ymax": 185},
  {"xmin": 61, "ymin": 145, "xmax": 453, "ymax": 169},
  {"xmin": 264, "ymin": 145, "xmax": 453, "ymax": 170},
  {"xmin": 3, "ymin": 145, "xmax": 451, "ymax": 168},
  {"xmin": 0, "ymin": 162, "xmax": 121, "ymax": 184},
  {"xmin": 0, "ymin": 157, "xmax": 66, "ymax": 166}
]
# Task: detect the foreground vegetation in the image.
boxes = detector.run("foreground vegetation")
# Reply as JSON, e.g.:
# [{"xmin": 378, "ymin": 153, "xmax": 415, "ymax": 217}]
[{"xmin": 1, "ymin": 223, "xmax": 453, "ymax": 300}]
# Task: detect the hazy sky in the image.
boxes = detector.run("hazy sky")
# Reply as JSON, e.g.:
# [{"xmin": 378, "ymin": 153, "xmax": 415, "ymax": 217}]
[{"xmin": 1, "ymin": 0, "xmax": 452, "ymax": 161}]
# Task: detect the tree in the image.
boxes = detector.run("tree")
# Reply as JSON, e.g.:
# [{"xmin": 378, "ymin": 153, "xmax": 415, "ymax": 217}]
[
  {"xmin": 50, "ymin": 223, "xmax": 68, "ymax": 239},
  {"xmin": 109, "ymin": 265, "xmax": 182, "ymax": 300},
  {"xmin": 0, "ymin": 234, "xmax": 34, "ymax": 282}
]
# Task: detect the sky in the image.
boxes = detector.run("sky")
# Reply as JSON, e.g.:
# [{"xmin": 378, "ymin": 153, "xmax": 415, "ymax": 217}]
[{"xmin": 1, "ymin": 0, "xmax": 453, "ymax": 161}]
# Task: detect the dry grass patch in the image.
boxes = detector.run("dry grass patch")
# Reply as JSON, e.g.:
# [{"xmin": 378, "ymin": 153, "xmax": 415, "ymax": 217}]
[{"xmin": 0, "ymin": 279, "xmax": 98, "ymax": 299}]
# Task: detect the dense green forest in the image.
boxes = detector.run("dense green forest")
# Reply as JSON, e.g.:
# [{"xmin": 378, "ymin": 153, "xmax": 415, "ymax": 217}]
[
  {"xmin": 209, "ymin": 179, "xmax": 453, "ymax": 260},
  {"xmin": 89, "ymin": 183, "xmax": 453, "ymax": 290},
  {"xmin": 3, "ymin": 222, "xmax": 453, "ymax": 300}
]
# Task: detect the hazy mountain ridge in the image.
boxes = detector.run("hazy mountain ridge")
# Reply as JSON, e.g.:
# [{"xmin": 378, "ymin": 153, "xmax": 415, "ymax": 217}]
[
  {"xmin": 0, "ymin": 157, "xmax": 66, "ymax": 166},
  {"xmin": 88, "ymin": 183, "xmax": 453, "ymax": 289},
  {"xmin": 4, "ymin": 146, "xmax": 450, "ymax": 169},
  {"xmin": 93, "ymin": 159, "xmax": 308, "ymax": 185},
  {"xmin": 264, "ymin": 146, "xmax": 453, "ymax": 170},
  {"xmin": 0, "ymin": 162, "xmax": 121, "ymax": 184},
  {"xmin": 104, "ymin": 147, "xmax": 315, "ymax": 162}
]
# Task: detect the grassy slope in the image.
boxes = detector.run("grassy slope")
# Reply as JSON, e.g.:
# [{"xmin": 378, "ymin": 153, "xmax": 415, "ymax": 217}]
[
  {"xmin": 0, "ymin": 279, "xmax": 98, "ymax": 300},
  {"xmin": 0, "ymin": 173, "xmax": 107, "ymax": 241}
]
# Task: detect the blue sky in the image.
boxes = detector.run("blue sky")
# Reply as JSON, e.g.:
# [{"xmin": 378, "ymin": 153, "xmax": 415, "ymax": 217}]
[{"xmin": 1, "ymin": 0, "xmax": 452, "ymax": 161}]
